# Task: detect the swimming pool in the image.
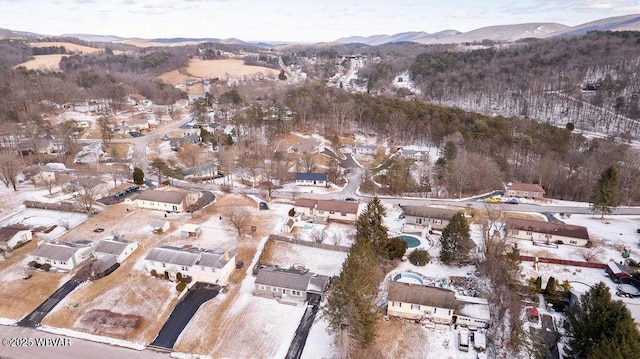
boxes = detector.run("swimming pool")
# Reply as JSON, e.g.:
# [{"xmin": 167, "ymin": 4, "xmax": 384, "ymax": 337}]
[
  {"xmin": 399, "ymin": 234, "xmax": 421, "ymax": 248},
  {"xmin": 393, "ymin": 272, "xmax": 425, "ymax": 285}
]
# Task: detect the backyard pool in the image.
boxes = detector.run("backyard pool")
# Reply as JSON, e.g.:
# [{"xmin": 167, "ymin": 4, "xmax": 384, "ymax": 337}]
[
  {"xmin": 399, "ymin": 234, "xmax": 421, "ymax": 248},
  {"xmin": 393, "ymin": 272, "xmax": 425, "ymax": 285}
]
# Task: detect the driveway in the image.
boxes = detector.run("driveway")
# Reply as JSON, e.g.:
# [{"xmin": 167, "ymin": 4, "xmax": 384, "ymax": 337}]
[
  {"xmin": 149, "ymin": 283, "xmax": 220, "ymax": 350},
  {"xmin": 285, "ymin": 293, "xmax": 321, "ymax": 359},
  {"xmin": 18, "ymin": 278, "xmax": 83, "ymax": 328},
  {"xmin": 541, "ymin": 314, "xmax": 560, "ymax": 359}
]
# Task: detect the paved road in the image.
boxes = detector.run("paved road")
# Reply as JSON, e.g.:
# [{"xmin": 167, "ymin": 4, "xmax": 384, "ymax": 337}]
[
  {"xmin": 149, "ymin": 283, "xmax": 220, "ymax": 350},
  {"xmin": 0, "ymin": 325, "xmax": 169, "ymax": 359},
  {"xmin": 285, "ymin": 294, "xmax": 321, "ymax": 359}
]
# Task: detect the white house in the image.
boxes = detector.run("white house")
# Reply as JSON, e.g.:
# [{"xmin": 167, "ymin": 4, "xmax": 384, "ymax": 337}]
[
  {"xmin": 355, "ymin": 144, "xmax": 378, "ymax": 156},
  {"xmin": 144, "ymin": 246, "xmax": 237, "ymax": 286},
  {"xmin": 0, "ymin": 226, "xmax": 33, "ymax": 250},
  {"xmin": 455, "ymin": 295, "xmax": 491, "ymax": 329},
  {"xmin": 403, "ymin": 206, "xmax": 464, "ymax": 231},
  {"xmin": 387, "ymin": 281, "xmax": 457, "ymax": 324},
  {"xmin": 23, "ymin": 165, "xmax": 56, "ymax": 186},
  {"xmin": 93, "ymin": 238, "xmax": 138, "ymax": 263},
  {"xmin": 180, "ymin": 224, "xmax": 202, "ymax": 238},
  {"xmin": 505, "ymin": 217, "xmax": 590, "ymax": 247},
  {"xmin": 29, "ymin": 240, "xmax": 95, "ymax": 271},
  {"xmin": 133, "ymin": 189, "xmax": 200, "ymax": 213},
  {"xmin": 294, "ymin": 198, "xmax": 360, "ymax": 223},
  {"xmin": 295, "ymin": 172, "xmax": 328, "ymax": 187}
]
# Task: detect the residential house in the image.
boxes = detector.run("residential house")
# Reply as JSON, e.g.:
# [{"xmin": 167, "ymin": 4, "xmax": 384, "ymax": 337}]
[
  {"xmin": 254, "ymin": 266, "xmax": 330, "ymax": 303},
  {"xmin": 355, "ymin": 144, "xmax": 378, "ymax": 156},
  {"xmin": 403, "ymin": 206, "xmax": 464, "ymax": 231},
  {"xmin": 294, "ymin": 198, "xmax": 360, "ymax": 223},
  {"xmin": 398, "ymin": 148, "xmax": 429, "ymax": 161},
  {"xmin": 387, "ymin": 281, "xmax": 457, "ymax": 324},
  {"xmin": 505, "ymin": 182, "xmax": 545, "ymax": 199},
  {"xmin": 93, "ymin": 238, "xmax": 138, "ymax": 263},
  {"xmin": 29, "ymin": 240, "xmax": 95, "ymax": 271},
  {"xmin": 170, "ymin": 133, "xmax": 201, "ymax": 151},
  {"xmin": 149, "ymin": 220, "xmax": 170, "ymax": 233},
  {"xmin": 144, "ymin": 246, "xmax": 237, "ymax": 286},
  {"xmin": 339, "ymin": 145, "xmax": 353, "ymax": 155},
  {"xmin": 124, "ymin": 119, "xmax": 150, "ymax": 132},
  {"xmin": 289, "ymin": 137, "xmax": 325, "ymax": 154},
  {"xmin": 505, "ymin": 218, "xmax": 590, "ymax": 247},
  {"xmin": 295, "ymin": 172, "xmax": 328, "ymax": 187},
  {"xmin": 74, "ymin": 143, "xmax": 104, "ymax": 164},
  {"xmin": 133, "ymin": 189, "xmax": 200, "ymax": 213},
  {"xmin": 18, "ymin": 138, "xmax": 56, "ymax": 155},
  {"xmin": 182, "ymin": 163, "xmax": 218, "ymax": 181},
  {"xmin": 233, "ymin": 168, "xmax": 266, "ymax": 187},
  {"xmin": 23, "ymin": 165, "xmax": 56, "ymax": 186},
  {"xmin": 0, "ymin": 226, "xmax": 33, "ymax": 250}
]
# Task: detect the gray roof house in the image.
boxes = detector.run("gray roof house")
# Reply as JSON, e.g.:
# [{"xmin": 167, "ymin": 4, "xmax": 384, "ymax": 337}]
[
  {"xmin": 29, "ymin": 241, "xmax": 95, "ymax": 271},
  {"xmin": 144, "ymin": 245, "xmax": 237, "ymax": 286},
  {"xmin": 132, "ymin": 189, "xmax": 200, "ymax": 212},
  {"xmin": 295, "ymin": 172, "xmax": 328, "ymax": 187},
  {"xmin": 387, "ymin": 281, "xmax": 457, "ymax": 323},
  {"xmin": 254, "ymin": 266, "xmax": 330, "ymax": 303},
  {"xmin": 93, "ymin": 238, "xmax": 138, "ymax": 263},
  {"xmin": 404, "ymin": 206, "xmax": 464, "ymax": 231},
  {"xmin": 0, "ymin": 226, "xmax": 33, "ymax": 250}
]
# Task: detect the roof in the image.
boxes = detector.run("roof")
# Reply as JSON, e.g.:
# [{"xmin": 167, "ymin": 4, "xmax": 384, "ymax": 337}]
[
  {"xmin": 404, "ymin": 206, "xmax": 463, "ymax": 220},
  {"xmin": 181, "ymin": 223, "xmax": 201, "ymax": 232},
  {"xmin": 387, "ymin": 281, "xmax": 457, "ymax": 309},
  {"xmin": 136, "ymin": 189, "xmax": 189, "ymax": 204},
  {"xmin": 144, "ymin": 246, "xmax": 200, "ymax": 266},
  {"xmin": 24, "ymin": 165, "xmax": 54, "ymax": 177},
  {"xmin": 507, "ymin": 182, "xmax": 545, "ymax": 193},
  {"xmin": 31, "ymin": 242, "xmax": 86, "ymax": 261},
  {"xmin": 357, "ymin": 144, "xmax": 377, "ymax": 151},
  {"xmin": 197, "ymin": 249, "xmax": 236, "ymax": 269},
  {"xmin": 294, "ymin": 198, "xmax": 359, "ymax": 214},
  {"xmin": 505, "ymin": 218, "xmax": 589, "ymax": 240},
  {"xmin": 94, "ymin": 238, "xmax": 136, "ymax": 256},
  {"xmin": 182, "ymin": 162, "xmax": 217, "ymax": 176},
  {"xmin": 255, "ymin": 267, "xmax": 330, "ymax": 293},
  {"xmin": 0, "ymin": 226, "xmax": 30, "ymax": 243},
  {"xmin": 295, "ymin": 172, "xmax": 327, "ymax": 181},
  {"xmin": 457, "ymin": 303, "xmax": 491, "ymax": 320},
  {"xmin": 149, "ymin": 220, "xmax": 169, "ymax": 228}
]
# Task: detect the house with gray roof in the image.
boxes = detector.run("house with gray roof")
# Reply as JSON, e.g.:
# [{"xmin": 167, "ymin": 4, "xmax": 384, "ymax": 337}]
[
  {"xmin": 254, "ymin": 266, "xmax": 330, "ymax": 303},
  {"xmin": 505, "ymin": 217, "xmax": 590, "ymax": 247},
  {"xmin": 182, "ymin": 162, "xmax": 218, "ymax": 181},
  {"xmin": 93, "ymin": 238, "xmax": 138, "ymax": 263},
  {"xmin": 387, "ymin": 281, "xmax": 457, "ymax": 324},
  {"xmin": 294, "ymin": 198, "xmax": 361, "ymax": 223},
  {"xmin": 29, "ymin": 240, "xmax": 95, "ymax": 271},
  {"xmin": 403, "ymin": 206, "xmax": 464, "ymax": 231},
  {"xmin": 144, "ymin": 245, "xmax": 237, "ymax": 286},
  {"xmin": 354, "ymin": 144, "xmax": 378, "ymax": 156},
  {"xmin": 23, "ymin": 165, "xmax": 56, "ymax": 186},
  {"xmin": 0, "ymin": 226, "xmax": 32, "ymax": 250},
  {"xmin": 133, "ymin": 189, "xmax": 200, "ymax": 212}
]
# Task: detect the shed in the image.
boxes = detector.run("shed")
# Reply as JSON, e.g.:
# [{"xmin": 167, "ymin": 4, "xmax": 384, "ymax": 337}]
[
  {"xmin": 526, "ymin": 306, "xmax": 539, "ymax": 322},
  {"xmin": 149, "ymin": 220, "xmax": 170, "ymax": 233},
  {"xmin": 181, "ymin": 224, "xmax": 202, "ymax": 238}
]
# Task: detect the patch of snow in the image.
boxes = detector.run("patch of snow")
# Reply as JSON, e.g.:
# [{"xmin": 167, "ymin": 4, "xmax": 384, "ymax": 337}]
[{"xmin": 37, "ymin": 325, "xmax": 146, "ymax": 350}]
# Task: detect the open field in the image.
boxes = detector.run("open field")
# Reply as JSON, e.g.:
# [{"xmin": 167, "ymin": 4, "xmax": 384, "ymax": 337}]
[
  {"xmin": 14, "ymin": 54, "xmax": 64, "ymax": 71},
  {"xmin": 30, "ymin": 42, "xmax": 102, "ymax": 54},
  {"xmin": 159, "ymin": 59, "xmax": 280, "ymax": 86}
]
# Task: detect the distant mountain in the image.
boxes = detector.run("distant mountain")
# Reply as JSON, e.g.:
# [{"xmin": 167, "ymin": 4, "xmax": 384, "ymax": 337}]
[
  {"xmin": 335, "ymin": 14, "xmax": 640, "ymax": 45},
  {"xmin": 0, "ymin": 28, "xmax": 41, "ymax": 39},
  {"xmin": 62, "ymin": 33, "xmax": 124, "ymax": 42},
  {"xmin": 549, "ymin": 14, "xmax": 640, "ymax": 37}
]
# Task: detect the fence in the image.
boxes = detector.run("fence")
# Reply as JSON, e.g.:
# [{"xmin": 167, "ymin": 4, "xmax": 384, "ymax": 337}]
[
  {"xmin": 520, "ymin": 255, "xmax": 606, "ymax": 269},
  {"xmin": 252, "ymin": 235, "xmax": 351, "ymax": 275},
  {"xmin": 24, "ymin": 200, "xmax": 92, "ymax": 214}
]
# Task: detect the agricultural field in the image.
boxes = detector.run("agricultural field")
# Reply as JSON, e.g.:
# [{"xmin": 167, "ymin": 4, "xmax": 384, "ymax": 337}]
[{"xmin": 159, "ymin": 59, "xmax": 279, "ymax": 86}]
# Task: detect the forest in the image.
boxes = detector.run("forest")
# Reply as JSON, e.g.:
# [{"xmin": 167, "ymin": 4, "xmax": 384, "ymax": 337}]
[{"xmin": 1, "ymin": 31, "xmax": 640, "ymax": 204}]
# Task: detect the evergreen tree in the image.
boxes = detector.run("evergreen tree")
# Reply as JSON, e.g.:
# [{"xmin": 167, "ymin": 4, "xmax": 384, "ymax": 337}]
[
  {"xmin": 325, "ymin": 237, "xmax": 379, "ymax": 352},
  {"xmin": 326, "ymin": 197, "xmax": 386, "ymax": 354},
  {"xmin": 355, "ymin": 197, "xmax": 390, "ymax": 258},
  {"xmin": 590, "ymin": 165, "xmax": 619, "ymax": 219},
  {"xmin": 439, "ymin": 212, "xmax": 472, "ymax": 264},
  {"xmin": 565, "ymin": 282, "xmax": 640, "ymax": 358},
  {"xmin": 132, "ymin": 167, "xmax": 144, "ymax": 185}
]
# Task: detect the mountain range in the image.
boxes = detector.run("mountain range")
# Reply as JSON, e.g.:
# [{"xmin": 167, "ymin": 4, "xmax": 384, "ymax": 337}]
[{"xmin": 2, "ymin": 14, "xmax": 640, "ymax": 47}]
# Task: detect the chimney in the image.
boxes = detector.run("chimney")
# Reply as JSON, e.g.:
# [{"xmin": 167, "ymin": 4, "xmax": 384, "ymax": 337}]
[{"xmin": 224, "ymin": 250, "xmax": 229, "ymax": 261}]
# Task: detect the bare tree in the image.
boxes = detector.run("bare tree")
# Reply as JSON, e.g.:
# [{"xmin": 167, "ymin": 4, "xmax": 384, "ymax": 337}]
[
  {"xmin": 310, "ymin": 229, "xmax": 328, "ymax": 243},
  {"xmin": 41, "ymin": 174, "xmax": 58, "ymax": 195},
  {"xmin": 0, "ymin": 153, "xmax": 20, "ymax": 191},
  {"xmin": 223, "ymin": 206, "xmax": 252, "ymax": 237},
  {"xmin": 332, "ymin": 233, "xmax": 343, "ymax": 246},
  {"xmin": 581, "ymin": 245, "xmax": 605, "ymax": 262},
  {"xmin": 299, "ymin": 151, "xmax": 316, "ymax": 173},
  {"xmin": 68, "ymin": 177, "xmax": 102, "ymax": 216},
  {"xmin": 97, "ymin": 117, "xmax": 114, "ymax": 146},
  {"xmin": 177, "ymin": 143, "xmax": 202, "ymax": 168}
]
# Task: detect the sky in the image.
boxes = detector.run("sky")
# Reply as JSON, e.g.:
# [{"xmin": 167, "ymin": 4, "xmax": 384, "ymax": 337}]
[{"xmin": 1, "ymin": 0, "xmax": 640, "ymax": 42}]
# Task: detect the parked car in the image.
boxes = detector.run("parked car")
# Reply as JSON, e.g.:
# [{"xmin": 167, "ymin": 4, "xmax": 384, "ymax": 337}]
[
  {"xmin": 505, "ymin": 198, "xmax": 519, "ymax": 204},
  {"xmin": 128, "ymin": 131, "xmax": 143, "ymax": 138},
  {"xmin": 486, "ymin": 197, "xmax": 501, "ymax": 203},
  {"xmin": 345, "ymin": 197, "xmax": 357, "ymax": 202}
]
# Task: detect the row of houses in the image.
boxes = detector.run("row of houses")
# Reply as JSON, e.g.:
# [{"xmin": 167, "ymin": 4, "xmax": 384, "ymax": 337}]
[{"xmin": 29, "ymin": 238, "xmax": 138, "ymax": 271}]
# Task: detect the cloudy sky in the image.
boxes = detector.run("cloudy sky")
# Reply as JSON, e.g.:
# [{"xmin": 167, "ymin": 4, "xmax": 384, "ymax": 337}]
[{"xmin": 1, "ymin": 0, "xmax": 639, "ymax": 42}]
